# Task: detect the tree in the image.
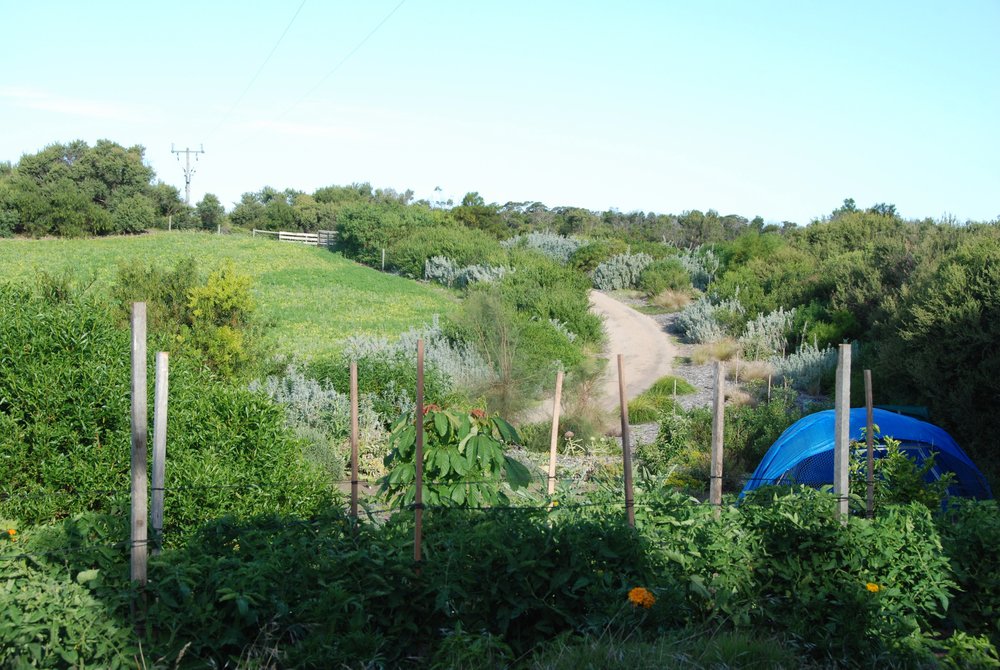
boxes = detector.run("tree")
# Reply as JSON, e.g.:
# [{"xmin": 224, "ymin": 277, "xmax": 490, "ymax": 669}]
[{"xmin": 196, "ymin": 193, "xmax": 225, "ymax": 231}]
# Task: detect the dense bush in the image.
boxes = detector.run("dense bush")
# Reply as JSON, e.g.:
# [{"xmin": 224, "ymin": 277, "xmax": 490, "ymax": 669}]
[
  {"xmin": 112, "ymin": 258, "xmax": 263, "ymax": 379},
  {"xmin": 739, "ymin": 306, "xmax": 796, "ymax": 359},
  {"xmin": 770, "ymin": 340, "xmax": 838, "ymax": 394},
  {"xmin": 592, "ymin": 252, "xmax": 653, "ymax": 291},
  {"xmin": 498, "ymin": 250, "xmax": 603, "ymax": 344},
  {"xmin": 568, "ymin": 237, "xmax": 629, "ymax": 272},
  {"xmin": 423, "ymin": 255, "xmax": 509, "ymax": 287},
  {"xmin": 336, "ymin": 201, "xmax": 440, "ymax": 268},
  {"xmin": 675, "ymin": 297, "xmax": 745, "ymax": 344},
  {"xmin": 636, "ymin": 257, "xmax": 690, "ymax": 297},
  {"xmin": 501, "ymin": 231, "xmax": 586, "ymax": 264},
  {"xmin": 938, "ymin": 500, "xmax": 1000, "ymax": 644},
  {"xmin": 390, "ymin": 223, "xmax": 505, "ymax": 278},
  {"xmin": 0, "ymin": 285, "xmax": 331, "ymax": 526}
]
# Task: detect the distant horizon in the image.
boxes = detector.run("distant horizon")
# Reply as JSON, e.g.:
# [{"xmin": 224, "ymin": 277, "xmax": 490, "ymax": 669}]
[{"xmin": 3, "ymin": 1, "xmax": 997, "ymax": 225}]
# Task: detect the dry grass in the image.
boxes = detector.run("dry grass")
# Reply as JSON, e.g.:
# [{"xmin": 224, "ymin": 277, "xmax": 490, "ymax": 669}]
[
  {"xmin": 691, "ymin": 339, "xmax": 740, "ymax": 364},
  {"xmin": 728, "ymin": 358, "xmax": 775, "ymax": 383},
  {"xmin": 651, "ymin": 289, "xmax": 692, "ymax": 311},
  {"xmin": 725, "ymin": 388, "xmax": 753, "ymax": 406}
]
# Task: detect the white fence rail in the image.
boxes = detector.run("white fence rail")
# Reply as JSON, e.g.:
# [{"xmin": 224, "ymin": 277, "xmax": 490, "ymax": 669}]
[{"xmin": 252, "ymin": 229, "xmax": 336, "ymax": 247}]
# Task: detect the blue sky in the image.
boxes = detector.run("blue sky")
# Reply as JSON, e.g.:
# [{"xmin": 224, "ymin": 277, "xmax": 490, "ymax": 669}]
[{"xmin": 2, "ymin": 1, "xmax": 997, "ymax": 223}]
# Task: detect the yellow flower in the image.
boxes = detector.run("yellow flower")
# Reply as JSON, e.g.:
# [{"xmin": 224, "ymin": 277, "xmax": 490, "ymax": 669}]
[
  {"xmin": 866, "ymin": 582, "xmax": 881, "ymax": 593},
  {"xmin": 552, "ymin": 500, "xmax": 559, "ymax": 507},
  {"xmin": 628, "ymin": 587, "xmax": 656, "ymax": 609}
]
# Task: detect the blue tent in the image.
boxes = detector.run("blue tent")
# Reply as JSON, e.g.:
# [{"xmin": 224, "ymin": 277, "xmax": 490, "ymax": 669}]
[{"xmin": 741, "ymin": 408, "xmax": 993, "ymax": 500}]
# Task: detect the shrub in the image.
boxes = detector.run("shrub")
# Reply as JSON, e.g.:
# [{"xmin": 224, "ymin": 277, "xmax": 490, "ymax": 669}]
[
  {"xmin": 0, "ymin": 285, "xmax": 331, "ymax": 527},
  {"xmin": 424, "ymin": 255, "xmax": 509, "ymax": 287},
  {"xmin": 771, "ymin": 340, "xmax": 838, "ymax": 394},
  {"xmin": 252, "ymin": 364, "xmax": 389, "ymax": 479},
  {"xmin": 390, "ymin": 224, "xmax": 504, "ymax": 278},
  {"xmin": 676, "ymin": 297, "xmax": 744, "ymax": 344},
  {"xmin": 592, "ymin": 252, "xmax": 653, "ymax": 291},
  {"xmin": 498, "ymin": 249, "xmax": 603, "ymax": 344},
  {"xmin": 501, "ymin": 231, "xmax": 586, "ymax": 264},
  {"xmin": 938, "ymin": 500, "xmax": 1000, "ymax": 644},
  {"xmin": 379, "ymin": 407, "xmax": 531, "ymax": 509},
  {"xmin": 677, "ymin": 248, "xmax": 719, "ymax": 291},
  {"xmin": 568, "ymin": 238, "xmax": 629, "ymax": 272},
  {"xmin": 739, "ymin": 306, "xmax": 796, "ymax": 360},
  {"xmin": 651, "ymin": 289, "xmax": 692, "ymax": 311},
  {"xmin": 637, "ymin": 258, "xmax": 691, "ymax": 297}
]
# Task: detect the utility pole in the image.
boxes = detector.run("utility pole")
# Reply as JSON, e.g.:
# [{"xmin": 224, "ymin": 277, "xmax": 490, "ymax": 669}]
[{"xmin": 170, "ymin": 144, "xmax": 205, "ymax": 205}]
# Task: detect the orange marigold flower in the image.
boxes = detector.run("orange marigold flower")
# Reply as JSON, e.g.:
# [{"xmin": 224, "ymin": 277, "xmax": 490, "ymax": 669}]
[
  {"xmin": 628, "ymin": 586, "xmax": 656, "ymax": 609},
  {"xmin": 6, "ymin": 529, "xmax": 14, "ymax": 536},
  {"xmin": 866, "ymin": 582, "xmax": 881, "ymax": 593}
]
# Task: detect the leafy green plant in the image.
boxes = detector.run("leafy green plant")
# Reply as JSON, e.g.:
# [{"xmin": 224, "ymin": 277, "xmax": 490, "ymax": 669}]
[{"xmin": 379, "ymin": 407, "xmax": 532, "ymax": 509}]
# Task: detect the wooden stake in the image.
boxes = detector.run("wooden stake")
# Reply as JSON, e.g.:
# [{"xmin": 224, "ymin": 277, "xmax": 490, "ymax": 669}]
[
  {"xmin": 151, "ymin": 352, "xmax": 168, "ymax": 556},
  {"xmin": 767, "ymin": 373, "xmax": 772, "ymax": 403},
  {"xmin": 617, "ymin": 355, "xmax": 635, "ymax": 528},
  {"xmin": 130, "ymin": 303, "xmax": 148, "ymax": 586},
  {"xmin": 834, "ymin": 343, "xmax": 852, "ymax": 522},
  {"xmin": 710, "ymin": 361, "xmax": 725, "ymax": 516},
  {"xmin": 865, "ymin": 369, "xmax": 875, "ymax": 519},
  {"xmin": 414, "ymin": 339, "xmax": 425, "ymax": 568},
  {"xmin": 547, "ymin": 370, "xmax": 564, "ymax": 497},
  {"xmin": 350, "ymin": 361, "xmax": 360, "ymax": 519}
]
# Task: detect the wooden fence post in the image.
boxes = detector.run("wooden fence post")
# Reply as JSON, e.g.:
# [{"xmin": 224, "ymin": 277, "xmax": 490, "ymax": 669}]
[
  {"xmin": 834, "ymin": 343, "xmax": 852, "ymax": 522},
  {"xmin": 617, "ymin": 355, "xmax": 635, "ymax": 528},
  {"xmin": 130, "ymin": 303, "xmax": 148, "ymax": 587},
  {"xmin": 414, "ymin": 340, "xmax": 425, "ymax": 568},
  {"xmin": 865, "ymin": 369, "xmax": 875, "ymax": 519},
  {"xmin": 710, "ymin": 361, "xmax": 725, "ymax": 516},
  {"xmin": 151, "ymin": 352, "xmax": 168, "ymax": 556},
  {"xmin": 350, "ymin": 361, "xmax": 360, "ymax": 519},
  {"xmin": 547, "ymin": 370, "xmax": 564, "ymax": 497}
]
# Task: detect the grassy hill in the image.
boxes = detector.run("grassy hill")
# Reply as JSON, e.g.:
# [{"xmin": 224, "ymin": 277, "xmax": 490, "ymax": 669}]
[{"xmin": 0, "ymin": 231, "xmax": 457, "ymax": 359}]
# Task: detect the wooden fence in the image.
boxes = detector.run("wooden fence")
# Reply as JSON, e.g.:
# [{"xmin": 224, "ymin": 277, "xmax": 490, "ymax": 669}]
[{"xmin": 252, "ymin": 229, "xmax": 336, "ymax": 247}]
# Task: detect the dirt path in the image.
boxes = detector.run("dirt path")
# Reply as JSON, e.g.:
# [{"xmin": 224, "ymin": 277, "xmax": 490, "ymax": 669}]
[
  {"xmin": 589, "ymin": 290, "xmax": 677, "ymax": 411},
  {"xmin": 518, "ymin": 291, "xmax": 677, "ymax": 426}
]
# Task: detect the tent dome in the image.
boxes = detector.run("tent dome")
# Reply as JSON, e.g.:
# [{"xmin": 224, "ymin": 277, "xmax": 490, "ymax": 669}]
[{"xmin": 740, "ymin": 408, "xmax": 992, "ymax": 500}]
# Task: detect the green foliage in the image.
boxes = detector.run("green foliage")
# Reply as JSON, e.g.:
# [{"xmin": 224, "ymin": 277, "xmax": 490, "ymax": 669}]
[
  {"xmin": 389, "ymin": 223, "xmax": 505, "ymax": 278},
  {"xmin": 938, "ymin": 500, "xmax": 1000, "ymax": 644},
  {"xmin": 568, "ymin": 237, "xmax": 629, "ymax": 272},
  {"xmin": 0, "ymin": 139, "xmax": 170, "ymax": 236},
  {"xmin": 0, "ymin": 286, "xmax": 331, "ymax": 526},
  {"xmin": 500, "ymin": 249, "xmax": 603, "ymax": 344},
  {"xmin": 636, "ymin": 257, "xmax": 690, "ymax": 297},
  {"xmin": 336, "ymin": 200, "xmax": 439, "ymax": 267},
  {"xmin": 112, "ymin": 258, "xmax": 262, "ymax": 379},
  {"xmin": 881, "ymin": 233, "xmax": 1000, "ymax": 466},
  {"xmin": 626, "ymin": 376, "xmax": 693, "ymax": 424},
  {"xmin": 379, "ymin": 408, "xmax": 531, "ymax": 509},
  {"xmin": 850, "ymin": 434, "xmax": 954, "ymax": 511},
  {"xmin": 723, "ymin": 388, "xmax": 803, "ymax": 478},
  {"xmin": 592, "ymin": 252, "xmax": 653, "ymax": 291}
]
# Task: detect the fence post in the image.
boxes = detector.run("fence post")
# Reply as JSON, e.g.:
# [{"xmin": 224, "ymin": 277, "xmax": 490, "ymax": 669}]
[
  {"xmin": 865, "ymin": 369, "xmax": 875, "ymax": 519},
  {"xmin": 130, "ymin": 303, "xmax": 148, "ymax": 587},
  {"xmin": 617, "ymin": 355, "xmax": 635, "ymax": 528},
  {"xmin": 414, "ymin": 339, "xmax": 425, "ymax": 569},
  {"xmin": 547, "ymin": 370, "xmax": 564, "ymax": 497},
  {"xmin": 381, "ymin": 248, "xmax": 386, "ymax": 271},
  {"xmin": 710, "ymin": 361, "xmax": 725, "ymax": 516},
  {"xmin": 834, "ymin": 343, "xmax": 852, "ymax": 522},
  {"xmin": 350, "ymin": 361, "xmax": 359, "ymax": 519},
  {"xmin": 151, "ymin": 352, "xmax": 168, "ymax": 556}
]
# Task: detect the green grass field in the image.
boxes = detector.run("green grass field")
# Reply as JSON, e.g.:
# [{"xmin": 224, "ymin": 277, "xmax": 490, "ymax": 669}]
[{"xmin": 0, "ymin": 231, "xmax": 457, "ymax": 359}]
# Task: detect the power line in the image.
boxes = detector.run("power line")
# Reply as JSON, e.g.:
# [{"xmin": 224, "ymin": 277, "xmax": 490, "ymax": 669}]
[
  {"xmin": 170, "ymin": 144, "xmax": 205, "ymax": 205},
  {"xmin": 202, "ymin": 0, "xmax": 309, "ymax": 143},
  {"xmin": 270, "ymin": 0, "xmax": 408, "ymax": 125}
]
